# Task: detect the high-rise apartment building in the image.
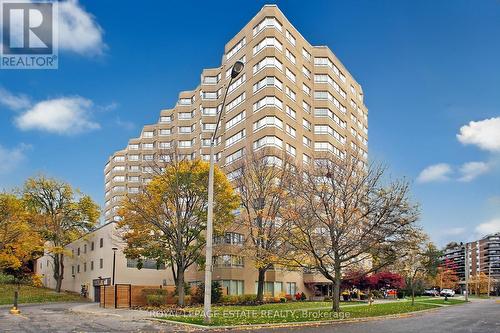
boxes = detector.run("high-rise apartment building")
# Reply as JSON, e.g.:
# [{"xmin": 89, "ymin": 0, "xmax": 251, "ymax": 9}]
[{"xmin": 103, "ymin": 5, "xmax": 368, "ymax": 298}]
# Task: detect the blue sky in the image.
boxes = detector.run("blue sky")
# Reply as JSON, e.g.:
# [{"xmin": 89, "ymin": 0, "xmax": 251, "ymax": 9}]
[{"xmin": 1, "ymin": 0, "xmax": 499, "ymax": 246}]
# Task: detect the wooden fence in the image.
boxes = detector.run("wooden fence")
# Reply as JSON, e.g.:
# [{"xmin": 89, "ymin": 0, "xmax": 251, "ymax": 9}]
[{"xmin": 100, "ymin": 284, "xmax": 176, "ymax": 308}]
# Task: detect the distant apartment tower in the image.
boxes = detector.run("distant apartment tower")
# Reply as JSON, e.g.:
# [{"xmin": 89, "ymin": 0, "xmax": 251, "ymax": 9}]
[
  {"xmin": 103, "ymin": 5, "xmax": 368, "ymax": 298},
  {"xmin": 104, "ymin": 5, "xmax": 368, "ymax": 223},
  {"xmin": 442, "ymin": 232, "xmax": 500, "ymax": 294}
]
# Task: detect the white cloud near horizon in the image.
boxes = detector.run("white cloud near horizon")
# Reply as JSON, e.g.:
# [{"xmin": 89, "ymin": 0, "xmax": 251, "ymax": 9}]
[
  {"xmin": 15, "ymin": 97, "xmax": 100, "ymax": 135},
  {"xmin": 0, "ymin": 87, "xmax": 32, "ymax": 110},
  {"xmin": 0, "ymin": 144, "xmax": 31, "ymax": 174},
  {"xmin": 417, "ymin": 163, "xmax": 452, "ymax": 183},
  {"xmin": 457, "ymin": 117, "xmax": 500, "ymax": 152},
  {"xmin": 58, "ymin": 0, "xmax": 106, "ymax": 56},
  {"xmin": 475, "ymin": 218, "xmax": 500, "ymax": 237},
  {"xmin": 458, "ymin": 161, "xmax": 490, "ymax": 182}
]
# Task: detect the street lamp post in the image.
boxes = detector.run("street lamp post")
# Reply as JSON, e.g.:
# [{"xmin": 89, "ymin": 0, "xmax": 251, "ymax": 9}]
[
  {"xmin": 112, "ymin": 247, "xmax": 118, "ymax": 285},
  {"xmin": 204, "ymin": 60, "xmax": 244, "ymax": 324}
]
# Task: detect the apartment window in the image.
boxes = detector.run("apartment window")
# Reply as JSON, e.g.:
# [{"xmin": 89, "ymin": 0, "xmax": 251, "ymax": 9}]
[
  {"xmin": 253, "ymin": 116, "xmax": 283, "ymax": 132},
  {"xmin": 100, "ymin": 238, "xmax": 103, "ymax": 248},
  {"xmin": 302, "ymin": 101, "xmax": 311, "ymax": 113},
  {"xmin": 113, "ymin": 156, "xmax": 125, "ymax": 162},
  {"xmin": 228, "ymin": 74, "xmax": 246, "ymax": 94},
  {"xmin": 127, "ymin": 258, "xmax": 166, "ymax": 269},
  {"xmin": 225, "ymin": 129, "xmax": 246, "ymax": 147},
  {"xmin": 201, "ymin": 91, "xmax": 218, "ymax": 100},
  {"xmin": 302, "ymin": 48, "xmax": 311, "ymax": 61},
  {"xmin": 90, "ymin": 261, "xmax": 94, "ymax": 271},
  {"xmin": 286, "ymin": 124, "xmax": 296, "ymax": 138},
  {"xmin": 128, "ymin": 144, "xmax": 139, "ymax": 150},
  {"xmin": 286, "ymin": 106, "xmax": 296, "ymax": 120},
  {"xmin": 202, "ymin": 123, "xmax": 216, "ymax": 132},
  {"xmin": 285, "ymin": 68, "xmax": 296, "ymax": 83},
  {"xmin": 285, "ymin": 30, "xmax": 296, "ymax": 46},
  {"xmin": 213, "ymin": 255, "xmax": 244, "ymax": 268},
  {"xmin": 225, "ymin": 148, "xmax": 244, "ymax": 165},
  {"xmin": 112, "ymin": 185, "xmax": 125, "ymax": 193},
  {"xmin": 71, "ymin": 266, "xmax": 75, "ymax": 275},
  {"xmin": 286, "ymin": 143, "xmax": 296, "ymax": 157},
  {"xmin": 286, "ymin": 282, "xmax": 297, "ymax": 295},
  {"xmin": 314, "ymin": 108, "xmax": 346, "ymax": 128},
  {"xmin": 220, "ymin": 280, "xmax": 244, "ymax": 295},
  {"xmin": 285, "ymin": 86, "xmax": 296, "ymax": 101},
  {"xmin": 159, "ymin": 129, "xmax": 171, "ymax": 136},
  {"xmin": 253, "ymin": 16, "xmax": 282, "ymax": 36},
  {"xmin": 77, "ymin": 264, "xmax": 80, "ymax": 273},
  {"xmin": 303, "ymin": 153, "xmax": 311, "ymax": 164},
  {"xmin": 201, "ymin": 106, "xmax": 217, "ymax": 116},
  {"xmin": 253, "ymin": 96, "xmax": 283, "ymax": 112},
  {"xmin": 128, "ymin": 187, "xmax": 139, "ymax": 194},
  {"xmin": 226, "ymin": 92, "xmax": 246, "ymax": 112},
  {"xmin": 302, "ymin": 83, "xmax": 311, "ymax": 95},
  {"xmin": 84, "ymin": 244, "xmax": 87, "ymax": 253},
  {"xmin": 253, "ymin": 56, "xmax": 283, "ymax": 74},
  {"xmin": 143, "ymin": 154, "xmax": 154, "ymax": 161},
  {"xmin": 159, "ymin": 115, "xmax": 172, "ymax": 123},
  {"xmin": 77, "ymin": 247, "xmax": 80, "ymax": 256},
  {"xmin": 142, "ymin": 131, "xmax": 154, "ymax": 138},
  {"xmin": 303, "ymin": 119, "xmax": 311, "ymax": 131},
  {"xmin": 253, "ymin": 37, "xmax": 282, "ymax": 55},
  {"xmin": 112, "ymin": 166, "xmax": 125, "ymax": 173},
  {"xmin": 178, "ymin": 97, "xmax": 193, "ymax": 105},
  {"xmin": 214, "ymin": 232, "xmax": 245, "ymax": 245},
  {"xmin": 285, "ymin": 49, "xmax": 296, "ymax": 64},
  {"xmin": 203, "ymin": 75, "xmax": 219, "ymax": 84},
  {"xmin": 314, "ymin": 91, "xmax": 346, "ymax": 113},
  {"xmin": 179, "ymin": 125, "xmax": 194, "ymax": 134},
  {"xmin": 253, "ymin": 136, "xmax": 283, "ymax": 150},
  {"xmin": 253, "ymin": 76, "xmax": 282, "ymax": 93},
  {"xmin": 142, "ymin": 143, "xmax": 154, "ymax": 150},
  {"xmin": 83, "ymin": 262, "xmax": 87, "ymax": 272},
  {"xmin": 128, "ymin": 176, "xmax": 140, "ymax": 182},
  {"xmin": 128, "ymin": 154, "xmax": 139, "ymax": 162},
  {"xmin": 303, "ymin": 136, "xmax": 312, "ymax": 147},
  {"xmin": 99, "ymin": 258, "xmax": 103, "ymax": 269},
  {"xmin": 113, "ymin": 175, "xmax": 125, "ymax": 182},
  {"xmin": 158, "ymin": 142, "xmax": 171, "ymax": 149},
  {"xmin": 91, "ymin": 241, "xmax": 94, "ymax": 251},
  {"xmin": 179, "ymin": 111, "xmax": 193, "ymax": 119},
  {"xmin": 178, "ymin": 140, "xmax": 193, "ymax": 148},
  {"xmin": 225, "ymin": 111, "xmax": 245, "ymax": 130},
  {"xmin": 302, "ymin": 66, "xmax": 311, "ymax": 79},
  {"xmin": 226, "ymin": 37, "xmax": 246, "ymax": 59}
]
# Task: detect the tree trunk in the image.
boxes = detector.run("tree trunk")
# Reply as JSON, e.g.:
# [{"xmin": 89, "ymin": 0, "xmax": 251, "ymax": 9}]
[
  {"xmin": 177, "ymin": 267, "xmax": 185, "ymax": 306},
  {"xmin": 256, "ymin": 268, "xmax": 266, "ymax": 302},
  {"xmin": 332, "ymin": 266, "xmax": 342, "ymax": 312},
  {"xmin": 53, "ymin": 253, "xmax": 64, "ymax": 293},
  {"xmin": 411, "ymin": 283, "xmax": 415, "ymax": 305}
]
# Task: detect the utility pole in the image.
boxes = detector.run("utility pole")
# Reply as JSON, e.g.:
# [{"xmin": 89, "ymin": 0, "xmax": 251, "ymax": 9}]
[
  {"xmin": 488, "ymin": 261, "xmax": 492, "ymax": 298},
  {"xmin": 464, "ymin": 244, "xmax": 469, "ymax": 302}
]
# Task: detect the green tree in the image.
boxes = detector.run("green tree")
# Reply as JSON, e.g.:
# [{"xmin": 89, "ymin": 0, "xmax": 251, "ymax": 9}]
[
  {"xmin": 118, "ymin": 158, "xmax": 239, "ymax": 306},
  {"xmin": 23, "ymin": 176, "xmax": 100, "ymax": 292}
]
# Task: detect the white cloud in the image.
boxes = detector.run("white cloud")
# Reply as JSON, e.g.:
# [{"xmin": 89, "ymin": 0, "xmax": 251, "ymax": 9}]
[
  {"xmin": 444, "ymin": 227, "xmax": 466, "ymax": 236},
  {"xmin": 475, "ymin": 218, "xmax": 500, "ymax": 237},
  {"xmin": 458, "ymin": 161, "xmax": 490, "ymax": 182},
  {"xmin": 58, "ymin": 0, "xmax": 106, "ymax": 56},
  {"xmin": 115, "ymin": 117, "xmax": 135, "ymax": 130},
  {"xmin": 417, "ymin": 163, "xmax": 452, "ymax": 183},
  {"xmin": 15, "ymin": 97, "xmax": 100, "ymax": 135},
  {"xmin": 0, "ymin": 87, "xmax": 31, "ymax": 110},
  {"xmin": 0, "ymin": 144, "xmax": 31, "ymax": 174},
  {"xmin": 457, "ymin": 117, "xmax": 500, "ymax": 152}
]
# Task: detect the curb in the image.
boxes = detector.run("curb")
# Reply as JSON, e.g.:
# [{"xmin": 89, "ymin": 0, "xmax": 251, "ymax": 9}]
[
  {"xmin": 0, "ymin": 301, "xmax": 87, "ymax": 310},
  {"xmin": 148, "ymin": 305, "xmax": 451, "ymax": 330}
]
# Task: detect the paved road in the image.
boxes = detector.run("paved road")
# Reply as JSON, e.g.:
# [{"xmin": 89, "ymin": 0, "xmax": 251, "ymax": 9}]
[
  {"xmin": 227, "ymin": 299, "xmax": 500, "ymax": 333},
  {"xmin": 0, "ymin": 302, "xmax": 184, "ymax": 333},
  {"xmin": 1, "ymin": 299, "xmax": 499, "ymax": 333}
]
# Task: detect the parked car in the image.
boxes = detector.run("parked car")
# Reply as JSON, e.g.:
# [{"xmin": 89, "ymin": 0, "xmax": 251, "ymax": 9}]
[
  {"xmin": 423, "ymin": 289, "xmax": 440, "ymax": 297},
  {"xmin": 440, "ymin": 289, "xmax": 455, "ymax": 297}
]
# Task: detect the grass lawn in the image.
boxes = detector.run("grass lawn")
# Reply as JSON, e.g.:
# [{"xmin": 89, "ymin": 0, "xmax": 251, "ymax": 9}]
[
  {"xmin": 0, "ymin": 284, "xmax": 86, "ymax": 305},
  {"xmin": 158, "ymin": 301, "xmax": 441, "ymax": 326}
]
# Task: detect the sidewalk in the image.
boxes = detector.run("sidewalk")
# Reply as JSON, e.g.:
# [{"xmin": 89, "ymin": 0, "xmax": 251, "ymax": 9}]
[{"xmin": 69, "ymin": 303, "xmax": 153, "ymax": 320}]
